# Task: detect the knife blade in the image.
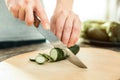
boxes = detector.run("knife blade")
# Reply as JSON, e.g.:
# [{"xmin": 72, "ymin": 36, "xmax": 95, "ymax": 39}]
[{"xmin": 34, "ymin": 14, "xmax": 87, "ymax": 68}]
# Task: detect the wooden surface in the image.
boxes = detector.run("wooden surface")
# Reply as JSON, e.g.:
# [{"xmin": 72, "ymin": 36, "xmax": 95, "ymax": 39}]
[
  {"xmin": 0, "ymin": 42, "xmax": 120, "ymax": 62},
  {"xmin": 0, "ymin": 43, "xmax": 50, "ymax": 61},
  {"xmin": 0, "ymin": 47, "xmax": 120, "ymax": 80}
]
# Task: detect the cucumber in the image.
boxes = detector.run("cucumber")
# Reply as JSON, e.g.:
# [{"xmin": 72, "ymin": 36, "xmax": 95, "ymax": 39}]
[
  {"xmin": 29, "ymin": 47, "xmax": 72, "ymax": 64},
  {"xmin": 29, "ymin": 57, "xmax": 36, "ymax": 62},
  {"xmin": 35, "ymin": 55, "xmax": 46, "ymax": 64},
  {"xmin": 69, "ymin": 45, "xmax": 80, "ymax": 55},
  {"xmin": 50, "ymin": 48, "xmax": 65, "ymax": 61},
  {"xmin": 41, "ymin": 54, "xmax": 54, "ymax": 62}
]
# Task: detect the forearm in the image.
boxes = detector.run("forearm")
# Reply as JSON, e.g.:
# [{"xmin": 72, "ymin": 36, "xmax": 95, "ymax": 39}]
[{"xmin": 55, "ymin": 0, "xmax": 73, "ymax": 12}]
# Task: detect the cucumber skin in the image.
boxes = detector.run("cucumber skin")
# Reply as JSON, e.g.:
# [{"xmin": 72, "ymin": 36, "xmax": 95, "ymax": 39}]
[
  {"xmin": 68, "ymin": 45, "xmax": 80, "ymax": 55},
  {"xmin": 56, "ymin": 48, "xmax": 64, "ymax": 61}
]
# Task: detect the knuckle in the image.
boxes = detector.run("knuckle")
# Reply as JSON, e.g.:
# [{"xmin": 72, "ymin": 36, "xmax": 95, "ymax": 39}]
[
  {"xmin": 17, "ymin": 2, "xmax": 22, "ymax": 8},
  {"xmin": 10, "ymin": 6, "xmax": 17, "ymax": 12},
  {"xmin": 69, "ymin": 10, "xmax": 73, "ymax": 14},
  {"xmin": 25, "ymin": 0, "xmax": 30, "ymax": 4},
  {"xmin": 75, "ymin": 14, "xmax": 80, "ymax": 21}
]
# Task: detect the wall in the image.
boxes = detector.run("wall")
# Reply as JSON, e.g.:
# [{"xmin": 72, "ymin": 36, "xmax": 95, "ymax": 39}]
[{"xmin": 43, "ymin": 0, "xmax": 107, "ymax": 21}]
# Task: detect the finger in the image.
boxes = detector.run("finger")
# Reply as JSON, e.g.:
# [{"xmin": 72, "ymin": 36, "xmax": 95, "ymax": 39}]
[
  {"xmin": 25, "ymin": 5, "xmax": 34, "ymax": 26},
  {"xmin": 61, "ymin": 14, "xmax": 74, "ymax": 46},
  {"xmin": 9, "ymin": 6, "xmax": 19, "ymax": 18},
  {"xmin": 68, "ymin": 15, "xmax": 81, "ymax": 47},
  {"xmin": 50, "ymin": 16, "xmax": 56, "ymax": 34},
  {"xmin": 18, "ymin": 8, "xmax": 25, "ymax": 20},
  {"xmin": 35, "ymin": 3, "xmax": 49, "ymax": 29},
  {"xmin": 17, "ymin": 0, "xmax": 25, "ymax": 20},
  {"xmin": 55, "ymin": 13, "xmax": 67, "ymax": 40}
]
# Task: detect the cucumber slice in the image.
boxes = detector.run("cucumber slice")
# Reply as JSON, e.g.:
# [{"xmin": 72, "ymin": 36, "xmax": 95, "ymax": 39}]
[
  {"xmin": 50, "ymin": 48, "xmax": 64, "ymax": 61},
  {"xmin": 69, "ymin": 45, "xmax": 80, "ymax": 55},
  {"xmin": 41, "ymin": 54, "xmax": 54, "ymax": 62},
  {"xmin": 29, "ymin": 57, "xmax": 36, "ymax": 62},
  {"xmin": 29, "ymin": 47, "xmax": 72, "ymax": 64},
  {"xmin": 35, "ymin": 55, "xmax": 46, "ymax": 64}
]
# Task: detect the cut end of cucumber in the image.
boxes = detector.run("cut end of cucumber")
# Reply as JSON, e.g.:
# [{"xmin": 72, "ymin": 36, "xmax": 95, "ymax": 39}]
[
  {"xmin": 35, "ymin": 55, "xmax": 46, "ymax": 64},
  {"xmin": 50, "ymin": 49, "xmax": 58, "ymax": 61},
  {"xmin": 50, "ymin": 48, "xmax": 68, "ymax": 61}
]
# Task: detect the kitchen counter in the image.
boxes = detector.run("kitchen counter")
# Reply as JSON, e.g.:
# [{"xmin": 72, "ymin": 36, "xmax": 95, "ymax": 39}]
[
  {"xmin": 0, "ymin": 43, "xmax": 49, "ymax": 62},
  {"xmin": 0, "ymin": 42, "xmax": 120, "ymax": 62}
]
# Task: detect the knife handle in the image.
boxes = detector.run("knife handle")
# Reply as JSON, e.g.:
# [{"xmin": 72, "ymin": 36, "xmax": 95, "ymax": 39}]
[{"xmin": 34, "ymin": 13, "xmax": 41, "ymax": 28}]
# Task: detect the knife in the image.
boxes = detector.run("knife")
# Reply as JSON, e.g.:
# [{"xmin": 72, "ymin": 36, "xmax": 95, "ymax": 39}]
[{"xmin": 33, "ymin": 14, "xmax": 87, "ymax": 68}]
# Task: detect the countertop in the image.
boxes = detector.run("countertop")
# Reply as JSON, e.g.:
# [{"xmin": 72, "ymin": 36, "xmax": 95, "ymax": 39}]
[{"xmin": 0, "ymin": 42, "xmax": 120, "ymax": 62}]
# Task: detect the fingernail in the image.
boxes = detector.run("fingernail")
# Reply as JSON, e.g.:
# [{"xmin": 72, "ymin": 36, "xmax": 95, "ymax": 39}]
[
  {"xmin": 68, "ymin": 43, "xmax": 74, "ymax": 47},
  {"xmin": 45, "ymin": 23, "xmax": 50, "ymax": 30},
  {"xmin": 67, "ymin": 44, "xmax": 71, "ymax": 47}
]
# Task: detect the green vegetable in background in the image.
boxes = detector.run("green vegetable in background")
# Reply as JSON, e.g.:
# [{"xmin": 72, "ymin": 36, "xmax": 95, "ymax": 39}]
[
  {"xmin": 102, "ymin": 21, "xmax": 120, "ymax": 42},
  {"xmin": 87, "ymin": 26, "xmax": 109, "ymax": 41},
  {"xmin": 81, "ymin": 20, "xmax": 120, "ymax": 42},
  {"xmin": 82, "ymin": 20, "xmax": 105, "ymax": 32}
]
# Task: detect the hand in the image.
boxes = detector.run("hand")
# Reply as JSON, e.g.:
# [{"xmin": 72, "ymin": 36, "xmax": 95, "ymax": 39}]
[
  {"xmin": 5, "ymin": 0, "xmax": 49, "ymax": 29},
  {"xmin": 50, "ymin": 10, "xmax": 81, "ymax": 47}
]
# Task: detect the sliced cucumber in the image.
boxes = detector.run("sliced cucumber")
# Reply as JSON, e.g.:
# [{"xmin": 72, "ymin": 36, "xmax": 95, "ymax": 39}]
[
  {"xmin": 41, "ymin": 54, "xmax": 54, "ymax": 62},
  {"xmin": 29, "ymin": 57, "xmax": 36, "ymax": 61},
  {"xmin": 29, "ymin": 47, "xmax": 71, "ymax": 64},
  {"xmin": 50, "ymin": 48, "xmax": 64, "ymax": 61},
  {"xmin": 35, "ymin": 55, "xmax": 46, "ymax": 64},
  {"xmin": 69, "ymin": 45, "xmax": 80, "ymax": 55}
]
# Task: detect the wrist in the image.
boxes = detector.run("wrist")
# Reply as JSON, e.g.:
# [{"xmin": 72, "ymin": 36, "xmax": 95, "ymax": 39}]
[{"xmin": 54, "ymin": 0, "xmax": 73, "ymax": 13}]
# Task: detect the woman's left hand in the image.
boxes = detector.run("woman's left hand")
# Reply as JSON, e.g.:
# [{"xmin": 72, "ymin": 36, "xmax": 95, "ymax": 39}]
[{"xmin": 50, "ymin": 9, "xmax": 81, "ymax": 47}]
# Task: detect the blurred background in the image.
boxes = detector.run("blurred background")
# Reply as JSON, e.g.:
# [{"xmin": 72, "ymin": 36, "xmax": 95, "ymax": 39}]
[
  {"xmin": 44, "ymin": 0, "xmax": 120, "ymax": 21},
  {"xmin": 0, "ymin": 0, "xmax": 119, "ymax": 48}
]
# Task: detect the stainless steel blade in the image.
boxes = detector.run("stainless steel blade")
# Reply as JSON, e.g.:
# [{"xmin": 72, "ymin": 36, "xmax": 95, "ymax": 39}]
[{"xmin": 33, "ymin": 14, "xmax": 87, "ymax": 68}]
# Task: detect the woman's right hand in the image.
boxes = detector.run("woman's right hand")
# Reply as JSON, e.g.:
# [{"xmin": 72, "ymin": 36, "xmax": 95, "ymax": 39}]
[{"xmin": 5, "ymin": 0, "xmax": 50, "ymax": 29}]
